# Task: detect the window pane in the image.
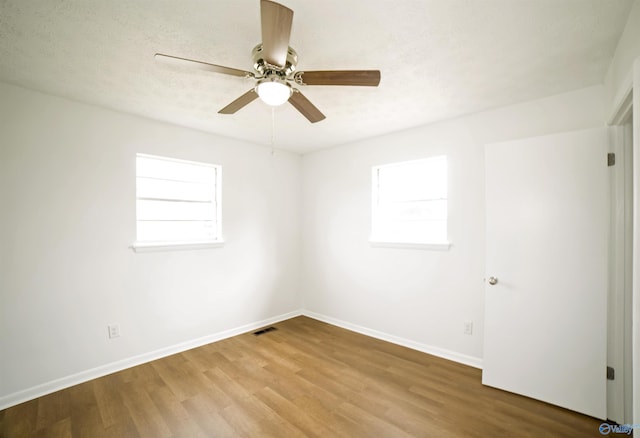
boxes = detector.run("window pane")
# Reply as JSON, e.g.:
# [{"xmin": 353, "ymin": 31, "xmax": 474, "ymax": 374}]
[
  {"xmin": 378, "ymin": 199, "xmax": 447, "ymax": 222},
  {"xmin": 135, "ymin": 154, "xmax": 221, "ymax": 244},
  {"xmin": 136, "ymin": 177, "xmax": 214, "ymax": 202},
  {"xmin": 378, "ymin": 156, "xmax": 447, "ymax": 202},
  {"xmin": 372, "ymin": 156, "xmax": 447, "ymax": 244},
  {"xmin": 137, "ymin": 155, "xmax": 216, "ymax": 184},
  {"xmin": 137, "ymin": 200, "xmax": 215, "ymax": 221},
  {"xmin": 137, "ymin": 220, "xmax": 216, "ymax": 241}
]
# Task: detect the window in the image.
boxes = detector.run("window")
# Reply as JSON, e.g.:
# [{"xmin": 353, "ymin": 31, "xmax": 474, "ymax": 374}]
[
  {"xmin": 133, "ymin": 154, "xmax": 222, "ymax": 251},
  {"xmin": 371, "ymin": 156, "xmax": 449, "ymax": 248}
]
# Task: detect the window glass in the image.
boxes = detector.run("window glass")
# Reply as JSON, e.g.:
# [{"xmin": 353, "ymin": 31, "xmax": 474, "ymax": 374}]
[
  {"xmin": 372, "ymin": 156, "xmax": 447, "ymax": 245},
  {"xmin": 136, "ymin": 154, "xmax": 221, "ymax": 244}
]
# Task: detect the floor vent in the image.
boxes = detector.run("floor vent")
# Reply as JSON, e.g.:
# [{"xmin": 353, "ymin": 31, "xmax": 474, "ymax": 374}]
[{"xmin": 253, "ymin": 326, "xmax": 277, "ymax": 336}]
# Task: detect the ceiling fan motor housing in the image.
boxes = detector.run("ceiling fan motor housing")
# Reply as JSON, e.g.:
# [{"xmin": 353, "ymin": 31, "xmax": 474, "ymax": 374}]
[{"xmin": 252, "ymin": 43, "xmax": 298, "ymax": 78}]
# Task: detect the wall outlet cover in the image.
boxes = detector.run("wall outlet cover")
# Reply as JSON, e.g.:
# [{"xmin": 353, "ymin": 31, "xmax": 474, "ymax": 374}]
[{"xmin": 108, "ymin": 324, "xmax": 120, "ymax": 339}]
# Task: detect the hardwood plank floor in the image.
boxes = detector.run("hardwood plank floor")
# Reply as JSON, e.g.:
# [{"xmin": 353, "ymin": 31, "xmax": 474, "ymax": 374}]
[{"xmin": 0, "ymin": 316, "xmax": 608, "ymax": 437}]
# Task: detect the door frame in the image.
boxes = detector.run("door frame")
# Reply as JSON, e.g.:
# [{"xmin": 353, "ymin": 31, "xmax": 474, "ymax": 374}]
[
  {"xmin": 607, "ymin": 110, "xmax": 632, "ymax": 424},
  {"xmin": 606, "ymin": 57, "xmax": 638, "ymax": 425},
  {"xmin": 633, "ymin": 58, "xmax": 640, "ymax": 428}
]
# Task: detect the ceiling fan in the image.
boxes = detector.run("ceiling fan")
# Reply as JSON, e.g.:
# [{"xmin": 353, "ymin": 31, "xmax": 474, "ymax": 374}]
[{"xmin": 155, "ymin": 0, "xmax": 381, "ymax": 123}]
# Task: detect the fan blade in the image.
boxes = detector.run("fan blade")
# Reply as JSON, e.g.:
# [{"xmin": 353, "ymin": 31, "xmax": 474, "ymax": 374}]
[
  {"xmin": 155, "ymin": 53, "xmax": 254, "ymax": 78},
  {"xmin": 260, "ymin": 0, "xmax": 293, "ymax": 68},
  {"xmin": 289, "ymin": 90, "xmax": 326, "ymax": 123},
  {"xmin": 218, "ymin": 89, "xmax": 259, "ymax": 114},
  {"xmin": 295, "ymin": 70, "xmax": 381, "ymax": 86}
]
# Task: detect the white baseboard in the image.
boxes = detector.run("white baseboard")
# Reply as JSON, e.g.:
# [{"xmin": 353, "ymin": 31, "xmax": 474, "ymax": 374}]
[
  {"xmin": 301, "ymin": 310, "xmax": 483, "ymax": 369},
  {"xmin": 1, "ymin": 309, "xmax": 483, "ymax": 411},
  {"xmin": 0, "ymin": 310, "xmax": 303, "ymax": 411}
]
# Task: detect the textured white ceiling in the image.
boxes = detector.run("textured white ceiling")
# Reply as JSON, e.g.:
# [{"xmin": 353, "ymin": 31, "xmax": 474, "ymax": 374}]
[{"xmin": 0, "ymin": 0, "xmax": 633, "ymax": 153}]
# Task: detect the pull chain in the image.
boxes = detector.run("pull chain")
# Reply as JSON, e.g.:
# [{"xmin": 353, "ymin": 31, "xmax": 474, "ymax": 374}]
[{"xmin": 270, "ymin": 107, "xmax": 275, "ymax": 156}]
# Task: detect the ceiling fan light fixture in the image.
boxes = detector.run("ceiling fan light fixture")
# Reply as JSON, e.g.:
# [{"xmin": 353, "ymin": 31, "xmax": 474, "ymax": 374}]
[{"xmin": 256, "ymin": 78, "xmax": 292, "ymax": 106}]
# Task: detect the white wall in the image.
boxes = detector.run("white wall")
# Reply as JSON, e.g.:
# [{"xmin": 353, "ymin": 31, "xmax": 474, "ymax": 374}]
[
  {"xmin": 0, "ymin": 83, "xmax": 302, "ymax": 407},
  {"xmin": 301, "ymin": 85, "xmax": 606, "ymax": 366}
]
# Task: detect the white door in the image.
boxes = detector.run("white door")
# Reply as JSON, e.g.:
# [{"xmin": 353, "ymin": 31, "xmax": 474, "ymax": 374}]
[{"xmin": 482, "ymin": 127, "xmax": 610, "ymax": 419}]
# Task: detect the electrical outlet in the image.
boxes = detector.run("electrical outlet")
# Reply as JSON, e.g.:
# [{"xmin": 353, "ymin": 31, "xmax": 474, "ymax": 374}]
[
  {"xmin": 464, "ymin": 322, "xmax": 473, "ymax": 335},
  {"xmin": 108, "ymin": 324, "xmax": 120, "ymax": 339}
]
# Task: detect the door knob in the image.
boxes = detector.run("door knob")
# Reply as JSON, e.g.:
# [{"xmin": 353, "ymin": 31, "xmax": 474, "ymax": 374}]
[{"xmin": 488, "ymin": 276, "xmax": 498, "ymax": 285}]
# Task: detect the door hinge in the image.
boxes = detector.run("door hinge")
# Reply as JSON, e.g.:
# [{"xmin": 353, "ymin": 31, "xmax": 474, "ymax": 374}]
[
  {"xmin": 607, "ymin": 366, "xmax": 615, "ymax": 380},
  {"xmin": 607, "ymin": 153, "xmax": 616, "ymax": 167}
]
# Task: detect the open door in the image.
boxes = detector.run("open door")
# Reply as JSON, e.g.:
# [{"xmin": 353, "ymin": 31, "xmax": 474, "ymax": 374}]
[{"xmin": 483, "ymin": 127, "xmax": 610, "ymax": 419}]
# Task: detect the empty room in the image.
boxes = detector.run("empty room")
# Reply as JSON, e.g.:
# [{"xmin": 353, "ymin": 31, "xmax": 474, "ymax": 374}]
[{"xmin": 1, "ymin": 0, "xmax": 640, "ymax": 436}]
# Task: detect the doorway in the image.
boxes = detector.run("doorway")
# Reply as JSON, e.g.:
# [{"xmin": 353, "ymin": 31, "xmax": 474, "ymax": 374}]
[{"xmin": 607, "ymin": 113, "xmax": 633, "ymax": 424}]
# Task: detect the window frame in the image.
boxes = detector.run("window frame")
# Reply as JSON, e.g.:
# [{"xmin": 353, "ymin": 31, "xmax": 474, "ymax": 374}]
[
  {"xmin": 370, "ymin": 156, "xmax": 450, "ymax": 250},
  {"xmin": 131, "ymin": 153, "xmax": 224, "ymax": 253}
]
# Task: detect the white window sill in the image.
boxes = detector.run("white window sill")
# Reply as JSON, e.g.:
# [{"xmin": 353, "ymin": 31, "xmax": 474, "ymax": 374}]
[
  {"xmin": 369, "ymin": 240, "xmax": 451, "ymax": 251},
  {"xmin": 131, "ymin": 240, "xmax": 225, "ymax": 253}
]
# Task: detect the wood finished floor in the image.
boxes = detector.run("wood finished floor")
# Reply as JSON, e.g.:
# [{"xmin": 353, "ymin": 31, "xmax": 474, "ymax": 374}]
[{"xmin": 1, "ymin": 316, "xmax": 606, "ymax": 437}]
